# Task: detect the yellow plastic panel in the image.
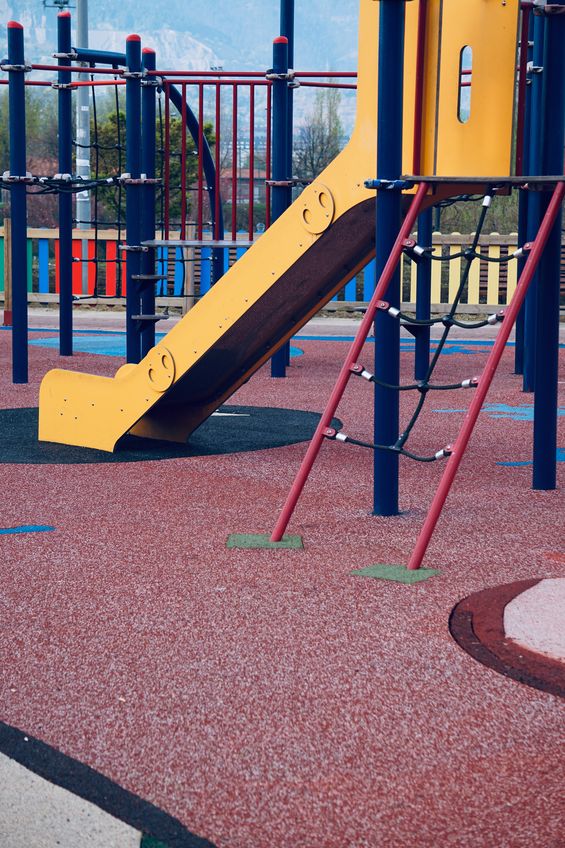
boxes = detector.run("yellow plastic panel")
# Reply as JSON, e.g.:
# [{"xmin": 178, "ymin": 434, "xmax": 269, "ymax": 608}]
[{"xmin": 430, "ymin": 0, "xmax": 520, "ymax": 177}]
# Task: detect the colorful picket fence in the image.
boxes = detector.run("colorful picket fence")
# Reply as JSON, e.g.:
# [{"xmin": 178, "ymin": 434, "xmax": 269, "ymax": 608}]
[{"xmin": 1, "ymin": 226, "xmax": 563, "ymax": 312}]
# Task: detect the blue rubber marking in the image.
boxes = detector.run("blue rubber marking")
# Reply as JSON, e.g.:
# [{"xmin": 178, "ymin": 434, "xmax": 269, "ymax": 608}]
[
  {"xmin": 293, "ymin": 336, "xmax": 528, "ymax": 355},
  {"xmin": 434, "ymin": 403, "xmax": 565, "ymax": 421},
  {"xmin": 30, "ymin": 334, "xmax": 303, "ymax": 359},
  {"xmin": 31, "ymin": 335, "xmax": 129, "ymax": 356},
  {"xmin": 497, "ymin": 448, "xmax": 565, "ymax": 467},
  {"xmin": 0, "ymin": 525, "xmax": 55, "ymax": 535}
]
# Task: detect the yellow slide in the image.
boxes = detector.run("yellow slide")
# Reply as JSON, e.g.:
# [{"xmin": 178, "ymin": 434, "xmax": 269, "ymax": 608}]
[{"xmin": 39, "ymin": 0, "xmax": 519, "ymax": 451}]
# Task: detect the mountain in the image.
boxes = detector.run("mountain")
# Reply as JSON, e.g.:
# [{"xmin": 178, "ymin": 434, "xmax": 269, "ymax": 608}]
[{"xmin": 0, "ymin": 1, "xmax": 360, "ymax": 72}]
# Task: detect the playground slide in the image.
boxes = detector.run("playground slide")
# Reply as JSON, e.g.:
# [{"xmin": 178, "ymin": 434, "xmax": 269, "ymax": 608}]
[
  {"xmin": 39, "ymin": 157, "xmax": 379, "ymax": 451},
  {"xmin": 39, "ymin": 0, "xmax": 387, "ymax": 452},
  {"xmin": 39, "ymin": 0, "xmax": 519, "ymax": 451}
]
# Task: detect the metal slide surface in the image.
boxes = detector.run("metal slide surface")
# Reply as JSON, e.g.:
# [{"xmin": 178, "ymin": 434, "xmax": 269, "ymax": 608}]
[{"xmin": 38, "ymin": 0, "xmax": 520, "ymax": 451}]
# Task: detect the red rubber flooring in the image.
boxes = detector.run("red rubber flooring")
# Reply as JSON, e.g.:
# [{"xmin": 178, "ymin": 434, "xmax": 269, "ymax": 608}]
[{"xmin": 1, "ymin": 328, "xmax": 564, "ymax": 847}]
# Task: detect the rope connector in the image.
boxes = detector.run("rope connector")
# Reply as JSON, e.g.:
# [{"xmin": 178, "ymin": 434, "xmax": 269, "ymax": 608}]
[
  {"xmin": 122, "ymin": 69, "xmax": 144, "ymax": 79},
  {"xmin": 435, "ymin": 445, "xmax": 453, "ymax": 460},
  {"xmin": 350, "ymin": 363, "xmax": 374, "ymax": 382},
  {"xmin": 119, "ymin": 173, "xmax": 161, "ymax": 185},
  {"xmin": 482, "ymin": 194, "xmax": 493, "ymax": 208},
  {"xmin": 403, "ymin": 238, "xmax": 427, "ymax": 258},
  {"xmin": 118, "ymin": 244, "xmax": 149, "ymax": 252},
  {"xmin": 1, "ymin": 170, "xmax": 33, "ymax": 183},
  {"xmin": 51, "ymin": 82, "xmax": 74, "ymax": 90},
  {"xmin": 323, "ymin": 427, "xmax": 349, "ymax": 443},
  {"xmin": 512, "ymin": 243, "xmax": 533, "ymax": 259},
  {"xmin": 53, "ymin": 50, "xmax": 78, "ymax": 60},
  {"xmin": 461, "ymin": 377, "xmax": 480, "ymax": 389},
  {"xmin": 487, "ymin": 309, "xmax": 506, "ymax": 325}
]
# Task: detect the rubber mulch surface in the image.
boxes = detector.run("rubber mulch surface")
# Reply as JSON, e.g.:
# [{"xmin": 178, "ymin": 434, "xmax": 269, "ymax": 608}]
[{"xmin": 0, "ymin": 406, "xmax": 340, "ymax": 464}]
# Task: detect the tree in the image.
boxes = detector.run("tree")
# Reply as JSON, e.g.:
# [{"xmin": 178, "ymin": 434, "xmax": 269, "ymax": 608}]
[
  {"xmin": 0, "ymin": 88, "xmax": 59, "ymax": 227},
  {"xmin": 293, "ymin": 88, "xmax": 344, "ymax": 181},
  {"xmin": 91, "ymin": 107, "xmax": 215, "ymax": 229}
]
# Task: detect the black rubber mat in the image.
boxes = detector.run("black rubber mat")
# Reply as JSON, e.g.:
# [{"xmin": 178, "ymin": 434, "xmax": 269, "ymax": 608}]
[{"xmin": 0, "ymin": 407, "xmax": 340, "ymax": 465}]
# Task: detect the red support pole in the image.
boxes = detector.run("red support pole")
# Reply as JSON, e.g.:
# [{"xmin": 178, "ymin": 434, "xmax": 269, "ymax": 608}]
[
  {"xmin": 215, "ymin": 82, "xmax": 221, "ymax": 240},
  {"xmin": 181, "ymin": 83, "xmax": 187, "ymax": 240},
  {"xmin": 248, "ymin": 84, "xmax": 255, "ymax": 239},
  {"xmin": 265, "ymin": 84, "xmax": 272, "ymax": 228},
  {"xmin": 197, "ymin": 83, "xmax": 204, "ymax": 239},
  {"xmin": 164, "ymin": 84, "xmax": 170, "ymax": 239},
  {"xmin": 271, "ymin": 182, "xmax": 430, "ymax": 542},
  {"xmin": 407, "ymin": 180, "xmax": 565, "ymax": 570},
  {"xmin": 231, "ymin": 85, "xmax": 238, "ymax": 239},
  {"xmin": 515, "ymin": 3, "xmax": 532, "ymax": 176}
]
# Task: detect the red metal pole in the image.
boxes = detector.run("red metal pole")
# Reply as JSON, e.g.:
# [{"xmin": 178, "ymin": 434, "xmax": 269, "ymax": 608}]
[
  {"xmin": 215, "ymin": 82, "xmax": 221, "ymax": 240},
  {"xmin": 297, "ymin": 82, "xmax": 357, "ymax": 90},
  {"xmin": 31, "ymin": 63, "xmax": 123, "ymax": 74},
  {"xmin": 69, "ymin": 80, "xmax": 125, "ymax": 87},
  {"xmin": 231, "ymin": 85, "xmax": 238, "ymax": 239},
  {"xmin": 265, "ymin": 83, "xmax": 272, "ymax": 228},
  {"xmin": 181, "ymin": 83, "xmax": 187, "ymax": 240},
  {"xmin": 271, "ymin": 181, "xmax": 429, "ymax": 541},
  {"xmin": 407, "ymin": 180, "xmax": 565, "ymax": 570},
  {"xmin": 164, "ymin": 84, "xmax": 170, "ymax": 239},
  {"xmin": 515, "ymin": 3, "xmax": 532, "ymax": 176},
  {"xmin": 197, "ymin": 83, "xmax": 204, "ymax": 239},
  {"xmin": 248, "ymin": 84, "xmax": 255, "ymax": 239}
]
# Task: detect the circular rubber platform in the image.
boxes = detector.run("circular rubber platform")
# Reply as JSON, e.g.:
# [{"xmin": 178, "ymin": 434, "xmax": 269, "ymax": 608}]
[
  {"xmin": 0, "ymin": 406, "xmax": 340, "ymax": 465},
  {"xmin": 449, "ymin": 579, "xmax": 564, "ymax": 699}
]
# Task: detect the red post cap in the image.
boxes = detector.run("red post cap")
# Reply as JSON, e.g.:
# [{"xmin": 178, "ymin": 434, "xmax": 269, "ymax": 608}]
[
  {"xmin": 142, "ymin": 47, "xmax": 155, "ymax": 54},
  {"xmin": 126, "ymin": 34, "xmax": 141, "ymax": 42},
  {"xmin": 273, "ymin": 36, "xmax": 288, "ymax": 44},
  {"xmin": 7, "ymin": 21, "xmax": 24, "ymax": 30},
  {"xmin": 58, "ymin": 11, "xmax": 71, "ymax": 17}
]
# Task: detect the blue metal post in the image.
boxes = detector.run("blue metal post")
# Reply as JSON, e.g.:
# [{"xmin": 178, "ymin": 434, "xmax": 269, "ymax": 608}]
[
  {"xmin": 514, "ymin": 13, "xmax": 533, "ymax": 376},
  {"xmin": 125, "ymin": 34, "xmax": 143, "ymax": 363},
  {"xmin": 414, "ymin": 208, "xmax": 432, "ymax": 380},
  {"xmin": 280, "ymin": 0, "xmax": 295, "ymax": 371},
  {"xmin": 514, "ymin": 188, "xmax": 528, "ymax": 375},
  {"xmin": 7, "ymin": 22, "xmax": 29, "ymax": 383},
  {"xmin": 522, "ymin": 12, "xmax": 546, "ymax": 392},
  {"xmin": 140, "ymin": 47, "xmax": 157, "ymax": 358},
  {"xmin": 270, "ymin": 35, "xmax": 290, "ymax": 379},
  {"xmin": 57, "ymin": 11, "xmax": 73, "ymax": 357},
  {"xmin": 532, "ymin": 2, "xmax": 565, "ymax": 490},
  {"xmin": 373, "ymin": 1, "xmax": 406, "ymax": 516}
]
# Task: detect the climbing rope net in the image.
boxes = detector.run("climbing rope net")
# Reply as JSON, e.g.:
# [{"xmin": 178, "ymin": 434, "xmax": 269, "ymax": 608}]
[
  {"xmin": 324, "ymin": 190, "xmax": 530, "ymax": 463},
  {"xmin": 0, "ymin": 65, "xmax": 188, "ymax": 301}
]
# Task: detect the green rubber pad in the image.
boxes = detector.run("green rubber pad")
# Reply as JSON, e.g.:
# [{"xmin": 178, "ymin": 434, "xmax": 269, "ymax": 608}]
[
  {"xmin": 140, "ymin": 837, "xmax": 170, "ymax": 848},
  {"xmin": 351, "ymin": 564, "xmax": 440, "ymax": 583},
  {"xmin": 227, "ymin": 533, "xmax": 303, "ymax": 550}
]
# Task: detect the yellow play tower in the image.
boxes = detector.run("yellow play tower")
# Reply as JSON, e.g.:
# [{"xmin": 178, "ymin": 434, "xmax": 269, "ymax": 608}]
[{"xmin": 39, "ymin": 0, "xmax": 520, "ymax": 451}]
